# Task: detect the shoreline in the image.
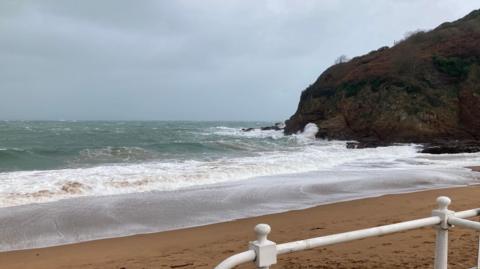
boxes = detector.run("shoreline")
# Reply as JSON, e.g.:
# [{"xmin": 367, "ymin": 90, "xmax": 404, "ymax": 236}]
[
  {"xmin": 1, "ymin": 183, "xmax": 480, "ymax": 268},
  {"xmin": 2, "ymin": 166, "xmax": 477, "ymax": 252}
]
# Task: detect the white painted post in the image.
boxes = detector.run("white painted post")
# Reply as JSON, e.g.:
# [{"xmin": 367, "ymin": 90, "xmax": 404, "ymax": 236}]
[
  {"xmin": 432, "ymin": 196, "xmax": 454, "ymax": 269},
  {"xmin": 477, "ymin": 214, "xmax": 480, "ymax": 269},
  {"xmin": 249, "ymin": 224, "xmax": 277, "ymax": 269},
  {"xmin": 477, "ymin": 234, "xmax": 480, "ymax": 269}
]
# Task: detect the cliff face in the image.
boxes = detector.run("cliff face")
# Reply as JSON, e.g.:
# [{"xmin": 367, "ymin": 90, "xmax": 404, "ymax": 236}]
[{"xmin": 285, "ymin": 10, "xmax": 480, "ymax": 143}]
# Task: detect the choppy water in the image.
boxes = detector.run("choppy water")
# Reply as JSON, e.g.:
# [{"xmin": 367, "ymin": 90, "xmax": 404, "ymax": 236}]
[
  {"xmin": 0, "ymin": 120, "xmax": 479, "ymax": 209},
  {"xmin": 0, "ymin": 120, "xmax": 480, "ymax": 250}
]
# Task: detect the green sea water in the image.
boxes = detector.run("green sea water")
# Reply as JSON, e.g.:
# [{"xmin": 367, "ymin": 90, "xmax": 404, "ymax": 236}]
[
  {"xmin": 0, "ymin": 121, "xmax": 278, "ymax": 172},
  {"xmin": 1, "ymin": 120, "xmax": 479, "ymax": 209}
]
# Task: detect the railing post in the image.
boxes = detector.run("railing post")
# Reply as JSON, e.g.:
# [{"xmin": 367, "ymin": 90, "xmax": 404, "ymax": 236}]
[
  {"xmin": 249, "ymin": 224, "xmax": 277, "ymax": 269},
  {"xmin": 432, "ymin": 196, "xmax": 454, "ymax": 269},
  {"xmin": 477, "ymin": 234, "xmax": 480, "ymax": 269}
]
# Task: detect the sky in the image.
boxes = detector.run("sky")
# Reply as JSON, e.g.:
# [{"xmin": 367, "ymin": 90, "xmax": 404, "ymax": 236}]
[{"xmin": 1, "ymin": 0, "xmax": 479, "ymax": 121}]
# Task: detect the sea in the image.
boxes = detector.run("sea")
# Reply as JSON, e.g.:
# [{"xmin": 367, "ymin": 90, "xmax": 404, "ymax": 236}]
[{"xmin": 0, "ymin": 120, "xmax": 479, "ymax": 250}]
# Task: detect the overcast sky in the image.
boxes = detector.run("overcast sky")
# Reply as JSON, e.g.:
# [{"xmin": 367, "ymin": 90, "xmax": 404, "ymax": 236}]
[{"xmin": 1, "ymin": 1, "xmax": 478, "ymax": 121}]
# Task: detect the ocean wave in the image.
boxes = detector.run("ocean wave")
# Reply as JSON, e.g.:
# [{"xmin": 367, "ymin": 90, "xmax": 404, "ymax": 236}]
[
  {"xmin": 1, "ymin": 138, "xmax": 479, "ymax": 208},
  {"xmin": 211, "ymin": 126, "xmax": 286, "ymax": 139},
  {"xmin": 209, "ymin": 123, "xmax": 318, "ymax": 145},
  {"xmin": 0, "ymin": 148, "xmax": 27, "ymax": 152},
  {"xmin": 76, "ymin": 147, "xmax": 156, "ymax": 163},
  {"xmin": 0, "ymin": 148, "xmax": 31, "ymax": 160},
  {"xmin": 1, "ymin": 122, "xmax": 480, "ymax": 208}
]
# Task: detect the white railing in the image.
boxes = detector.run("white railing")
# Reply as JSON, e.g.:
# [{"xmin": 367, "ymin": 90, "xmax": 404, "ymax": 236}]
[{"xmin": 215, "ymin": 196, "xmax": 480, "ymax": 269}]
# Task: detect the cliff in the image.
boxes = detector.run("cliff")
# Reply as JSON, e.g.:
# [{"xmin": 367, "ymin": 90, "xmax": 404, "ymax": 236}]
[{"xmin": 285, "ymin": 10, "xmax": 480, "ymax": 143}]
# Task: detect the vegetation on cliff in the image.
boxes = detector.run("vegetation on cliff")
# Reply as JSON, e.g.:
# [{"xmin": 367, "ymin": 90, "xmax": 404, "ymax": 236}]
[{"xmin": 285, "ymin": 10, "xmax": 480, "ymax": 143}]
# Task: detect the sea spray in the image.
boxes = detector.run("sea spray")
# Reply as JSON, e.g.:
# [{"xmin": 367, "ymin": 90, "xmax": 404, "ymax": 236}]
[
  {"xmin": 0, "ymin": 121, "xmax": 479, "ymax": 208},
  {"xmin": 296, "ymin": 123, "xmax": 319, "ymax": 141}
]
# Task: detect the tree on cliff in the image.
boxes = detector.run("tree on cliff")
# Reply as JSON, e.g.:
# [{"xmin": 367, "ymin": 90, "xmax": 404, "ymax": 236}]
[{"xmin": 334, "ymin": 55, "xmax": 349, "ymax": 64}]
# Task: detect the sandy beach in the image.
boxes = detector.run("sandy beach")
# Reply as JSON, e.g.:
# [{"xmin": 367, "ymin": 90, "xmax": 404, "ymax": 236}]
[
  {"xmin": 1, "ymin": 179, "xmax": 479, "ymax": 269},
  {"xmin": 3, "ymin": 2, "xmax": 480, "ymax": 269}
]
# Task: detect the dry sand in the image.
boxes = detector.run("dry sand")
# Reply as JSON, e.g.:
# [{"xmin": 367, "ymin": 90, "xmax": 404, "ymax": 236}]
[{"xmin": 1, "ymin": 172, "xmax": 480, "ymax": 268}]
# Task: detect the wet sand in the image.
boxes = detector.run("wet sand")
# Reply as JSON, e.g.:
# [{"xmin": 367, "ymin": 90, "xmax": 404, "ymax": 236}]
[{"xmin": 1, "ymin": 181, "xmax": 479, "ymax": 269}]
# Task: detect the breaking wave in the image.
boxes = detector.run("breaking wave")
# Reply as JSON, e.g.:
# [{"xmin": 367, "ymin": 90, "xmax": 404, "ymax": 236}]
[{"xmin": 0, "ymin": 121, "xmax": 480, "ymax": 208}]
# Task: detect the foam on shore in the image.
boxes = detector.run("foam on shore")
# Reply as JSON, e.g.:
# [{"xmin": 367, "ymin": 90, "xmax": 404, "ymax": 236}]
[
  {"xmin": 0, "ymin": 166, "xmax": 478, "ymax": 251},
  {"xmin": 2, "ymin": 138, "xmax": 480, "ymax": 208}
]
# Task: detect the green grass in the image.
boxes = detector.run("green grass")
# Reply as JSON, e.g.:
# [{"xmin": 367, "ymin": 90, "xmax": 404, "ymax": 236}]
[
  {"xmin": 341, "ymin": 81, "xmax": 366, "ymax": 97},
  {"xmin": 432, "ymin": 55, "xmax": 472, "ymax": 78}
]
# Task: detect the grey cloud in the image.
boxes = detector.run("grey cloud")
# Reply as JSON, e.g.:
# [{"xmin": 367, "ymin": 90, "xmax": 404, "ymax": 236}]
[{"xmin": 1, "ymin": 0, "xmax": 479, "ymax": 120}]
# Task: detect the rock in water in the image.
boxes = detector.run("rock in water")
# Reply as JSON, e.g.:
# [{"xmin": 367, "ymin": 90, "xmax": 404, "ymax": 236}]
[
  {"xmin": 284, "ymin": 10, "xmax": 480, "ymax": 144},
  {"xmin": 421, "ymin": 142, "xmax": 480, "ymax": 154},
  {"xmin": 243, "ymin": 122, "xmax": 286, "ymax": 132},
  {"xmin": 241, "ymin": 128, "xmax": 255, "ymax": 132}
]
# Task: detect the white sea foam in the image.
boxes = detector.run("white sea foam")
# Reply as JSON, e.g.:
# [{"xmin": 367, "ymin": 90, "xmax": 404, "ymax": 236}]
[
  {"xmin": 0, "ymin": 123, "xmax": 479, "ymax": 208},
  {"xmin": 76, "ymin": 146, "xmax": 155, "ymax": 162},
  {"xmin": 299, "ymin": 123, "xmax": 319, "ymax": 139},
  {"xmin": 210, "ymin": 123, "xmax": 318, "ymax": 144}
]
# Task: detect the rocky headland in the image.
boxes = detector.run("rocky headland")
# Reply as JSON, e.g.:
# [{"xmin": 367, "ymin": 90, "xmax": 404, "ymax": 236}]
[{"xmin": 283, "ymin": 10, "xmax": 480, "ymax": 153}]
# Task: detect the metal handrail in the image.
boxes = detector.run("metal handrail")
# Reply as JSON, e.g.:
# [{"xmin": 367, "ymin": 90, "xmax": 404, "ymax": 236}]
[{"xmin": 215, "ymin": 197, "xmax": 480, "ymax": 269}]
